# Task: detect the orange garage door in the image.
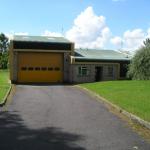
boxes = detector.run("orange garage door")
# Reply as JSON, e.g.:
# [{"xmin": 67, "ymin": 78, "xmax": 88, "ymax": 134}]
[{"xmin": 18, "ymin": 52, "xmax": 63, "ymax": 83}]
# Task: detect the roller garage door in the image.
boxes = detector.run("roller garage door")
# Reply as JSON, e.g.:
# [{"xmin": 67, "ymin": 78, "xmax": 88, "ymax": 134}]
[{"xmin": 18, "ymin": 52, "xmax": 63, "ymax": 83}]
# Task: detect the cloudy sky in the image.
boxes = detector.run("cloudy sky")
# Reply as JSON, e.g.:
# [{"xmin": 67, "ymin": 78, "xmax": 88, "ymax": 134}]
[{"xmin": 0, "ymin": 0, "xmax": 150, "ymax": 51}]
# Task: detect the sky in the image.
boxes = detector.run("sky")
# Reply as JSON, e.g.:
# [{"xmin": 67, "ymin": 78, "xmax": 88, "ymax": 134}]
[{"xmin": 0, "ymin": 0, "xmax": 150, "ymax": 51}]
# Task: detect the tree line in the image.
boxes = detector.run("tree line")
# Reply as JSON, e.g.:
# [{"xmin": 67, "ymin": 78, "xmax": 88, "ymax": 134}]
[
  {"xmin": 0, "ymin": 32, "xmax": 149, "ymax": 80},
  {"xmin": 0, "ymin": 33, "xmax": 9, "ymax": 69}
]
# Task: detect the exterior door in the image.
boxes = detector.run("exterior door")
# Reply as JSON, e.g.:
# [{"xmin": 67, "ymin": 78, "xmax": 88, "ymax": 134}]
[
  {"xmin": 18, "ymin": 52, "xmax": 63, "ymax": 83},
  {"xmin": 95, "ymin": 66, "xmax": 103, "ymax": 81}
]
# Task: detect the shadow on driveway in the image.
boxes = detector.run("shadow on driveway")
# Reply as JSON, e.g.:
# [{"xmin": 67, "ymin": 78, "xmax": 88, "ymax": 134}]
[{"xmin": 0, "ymin": 111, "xmax": 85, "ymax": 150}]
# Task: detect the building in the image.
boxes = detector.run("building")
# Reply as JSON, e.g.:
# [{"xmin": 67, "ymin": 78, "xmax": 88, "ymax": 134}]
[
  {"xmin": 9, "ymin": 35, "xmax": 74, "ymax": 83},
  {"xmin": 10, "ymin": 35, "xmax": 130, "ymax": 84},
  {"xmin": 71, "ymin": 49, "xmax": 130, "ymax": 83}
]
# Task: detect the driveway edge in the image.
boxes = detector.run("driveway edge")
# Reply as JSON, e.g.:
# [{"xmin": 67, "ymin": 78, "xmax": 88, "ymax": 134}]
[
  {"xmin": 0, "ymin": 84, "xmax": 12, "ymax": 106},
  {"xmin": 76, "ymin": 85, "xmax": 150, "ymax": 130}
]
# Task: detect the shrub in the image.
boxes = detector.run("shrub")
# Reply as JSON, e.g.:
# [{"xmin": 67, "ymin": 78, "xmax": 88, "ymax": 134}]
[{"xmin": 127, "ymin": 38, "xmax": 150, "ymax": 80}]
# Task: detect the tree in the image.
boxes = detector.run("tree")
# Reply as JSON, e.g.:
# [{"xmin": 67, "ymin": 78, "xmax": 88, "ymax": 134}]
[
  {"xmin": 0, "ymin": 33, "xmax": 9, "ymax": 53},
  {"xmin": 0, "ymin": 51, "xmax": 9, "ymax": 69},
  {"xmin": 0, "ymin": 33, "xmax": 9, "ymax": 69},
  {"xmin": 143, "ymin": 38, "xmax": 150, "ymax": 48},
  {"xmin": 127, "ymin": 38, "xmax": 150, "ymax": 80}
]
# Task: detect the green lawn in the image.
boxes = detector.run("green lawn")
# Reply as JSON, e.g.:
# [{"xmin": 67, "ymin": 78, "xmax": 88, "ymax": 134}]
[
  {"xmin": 79, "ymin": 80, "xmax": 150, "ymax": 122},
  {"xmin": 0, "ymin": 70, "xmax": 10, "ymax": 104}
]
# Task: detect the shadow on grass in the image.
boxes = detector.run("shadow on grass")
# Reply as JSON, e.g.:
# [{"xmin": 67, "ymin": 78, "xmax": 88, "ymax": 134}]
[{"xmin": 0, "ymin": 111, "xmax": 85, "ymax": 150}]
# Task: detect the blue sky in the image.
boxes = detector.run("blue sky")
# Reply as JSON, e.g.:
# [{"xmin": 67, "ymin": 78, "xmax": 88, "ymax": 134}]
[{"xmin": 0, "ymin": 0, "xmax": 150, "ymax": 50}]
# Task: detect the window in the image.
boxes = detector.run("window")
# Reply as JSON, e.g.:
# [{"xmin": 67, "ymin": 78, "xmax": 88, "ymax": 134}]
[
  {"xmin": 108, "ymin": 66, "xmax": 113, "ymax": 77},
  {"xmin": 28, "ymin": 67, "xmax": 33, "ymax": 71},
  {"xmin": 41, "ymin": 67, "xmax": 47, "ymax": 71},
  {"xmin": 55, "ymin": 67, "xmax": 60, "ymax": 71},
  {"xmin": 21, "ymin": 67, "xmax": 27, "ymax": 71},
  {"xmin": 78, "ymin": 66, "xmax": 89, "ymax": 76},
  {"xmin": 35, "ymin": 67, "xmax": 40, "ymax": 71},
  {"xmin": 48, "ymin": 67, "xmax": 53, "ymax": 71}
]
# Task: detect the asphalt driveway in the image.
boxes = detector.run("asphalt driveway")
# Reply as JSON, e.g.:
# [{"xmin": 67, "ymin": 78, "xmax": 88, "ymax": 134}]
[{"xmin": 0, "ymin": 85, "xmax": 150, "ymax": 150}]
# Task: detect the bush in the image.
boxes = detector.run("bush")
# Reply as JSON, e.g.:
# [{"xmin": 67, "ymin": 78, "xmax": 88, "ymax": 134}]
[{"xmin": 127, "ymin": 39, "xmax": 150, "ymax": 80}]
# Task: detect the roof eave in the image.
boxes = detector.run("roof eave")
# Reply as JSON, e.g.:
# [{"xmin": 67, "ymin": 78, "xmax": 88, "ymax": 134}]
[{"xmin": 74, "ymin": 57, "xmax": 131, "ymax": 62}]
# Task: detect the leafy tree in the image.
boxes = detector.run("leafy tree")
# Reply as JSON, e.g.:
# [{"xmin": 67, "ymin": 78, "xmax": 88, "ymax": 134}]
[
  {"xmin": 0, "ymin": 33, "xmax": 9, "ymax": 53},
  {"xmin": 0, "ymin": 51, "xmax": 9, "ymax": 69},
  {"xmin": 127, "ymin": 38, "xmax": 150, "ymax": 80},
  {"xmin": 143, "ymin": 38, "xmax": 150, "ymax": 48},
  {"xmin": 0, "ymin": 33, "xmax": 9, "ymax": 69}
]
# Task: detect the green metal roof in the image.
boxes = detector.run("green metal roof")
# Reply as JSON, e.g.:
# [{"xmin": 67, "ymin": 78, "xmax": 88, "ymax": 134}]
[
  {"xmin": 13, "ymin": 35, "xmax": 71, "ymax": 43},
  {"xmin": 75, "ymin": 49, "xmax": 131, "ymax": 61}
]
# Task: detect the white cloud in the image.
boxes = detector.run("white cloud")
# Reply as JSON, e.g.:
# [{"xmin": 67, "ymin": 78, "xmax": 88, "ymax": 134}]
[
  {"xmin": 42, "ymin": 7, "xmax": 150, "ymax": 51},
  {"xmin": 5, "ymin": 7, "xmax": 150, "ymax": 52},
  {"xmin": 66, "ymin": 6, "xmax": 111, "ymax": 48},
  {"xmin": 147, "ymin": 28, "xmax": 150, "ymax": 38},
  {"xmin": 123, "ymin": 29, "xmax": 145, "ymax": 50},
  {"xmin": 110, "ymin": 36, "xmax": 123, "ymax": 47},
  {"xmin": 111, "ymin": 29, "xmax": 148, "ymax": 51},
  {"xmin": 42, "ymin": 30, "xmax": 63, "ymax": 37}
]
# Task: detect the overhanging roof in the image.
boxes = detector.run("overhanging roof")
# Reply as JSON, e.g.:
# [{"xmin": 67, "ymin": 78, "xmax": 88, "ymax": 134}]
[
  {"xmin": 11, "ymin": 35, "xmax": 72, "ymax": 51},
  {"xmin": 13, "ymin": 35, "xmax": 71, "ymax": 43},
  {"xmin": 74, "ymin": 49, "xmax": 131, "ymax": 61}
]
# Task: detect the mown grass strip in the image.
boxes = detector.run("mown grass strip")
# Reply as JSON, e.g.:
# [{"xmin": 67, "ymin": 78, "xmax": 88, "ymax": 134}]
[
  {"xmin": 0, "ymin": 70, "xmax": 10, "ymax": 104},
  {"xmin": 79, "ymin": 80, "xmax": 150, "ymax": 122}
]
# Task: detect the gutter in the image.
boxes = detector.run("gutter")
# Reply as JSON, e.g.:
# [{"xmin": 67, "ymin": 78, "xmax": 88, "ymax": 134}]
[{"xmin": 74, "ymin": 56, "xmax": 131, "ymax": 61}]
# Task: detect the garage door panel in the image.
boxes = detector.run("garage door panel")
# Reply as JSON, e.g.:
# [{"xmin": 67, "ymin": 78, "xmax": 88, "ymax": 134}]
[
  {"xmin": 19, "ymin": 71, "xmax": 63, "ymax": 83},
  {"xmin": 18, "ymin": 52, "xmax": 63, "ymax": 83}
]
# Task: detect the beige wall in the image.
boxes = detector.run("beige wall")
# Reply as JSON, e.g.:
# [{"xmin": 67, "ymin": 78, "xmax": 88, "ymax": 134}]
[
  {"xmin": 72, "ymin": 63, "xmax": 119, "ymax": 83},
  {"xmin": 10, "ymin": 51, "xmax": 18, "ymax": 83},
  {"xmin": 63, "ymin": 52, "xmax": 71, "ymax": 83},
  {"xmin": 102, "ymin": 64, "xmax": 119, "ymax": 81},
  {"xmin": 72, "ymin": 64, "xmax": 95, "ymax": 83}
]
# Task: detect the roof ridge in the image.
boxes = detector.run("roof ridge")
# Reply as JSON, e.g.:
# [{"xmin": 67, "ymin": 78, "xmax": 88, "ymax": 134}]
[
  {"xmin": 13, "ymin": 35, "xmax": 65, "ymax": 38},
  {"xmin": 12, "ymin": 35, "xmax": 71, "ymax": 43}
]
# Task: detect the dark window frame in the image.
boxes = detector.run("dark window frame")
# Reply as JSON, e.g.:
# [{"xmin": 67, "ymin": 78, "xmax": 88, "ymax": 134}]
[
  {"xmin": 48, "ymin": 67, "xmax": 53, "ymax": 71},
  {"xmin": 41, "ymin": 67, "xmax": 47, "ymax": 71},
  {"xmin": 28, "ymin": 67, "xmax": 34, "ymax": 71},
  {"xmin": 78, "ymin": 66, "xmax": 89, "ymax": 76},
  {"xmin": 35, "ymin": 67, "xmax": 40, "ymax": 71},
  {"xmin": 21, "ymin": 67, "xmax": 27, "ymax": 71},
  {"xmin": 54, "ymin": 67, "xmax": 60, "ymax": 71}
]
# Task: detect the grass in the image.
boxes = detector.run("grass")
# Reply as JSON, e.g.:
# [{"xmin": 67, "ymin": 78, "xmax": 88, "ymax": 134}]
[
  {"xmin": 0, "ymin": 70, "xmax": 10, "ymax": 104},
  {"xmin": 79, "ymin": 80, "xmax": 150, "ymax": 122}
]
